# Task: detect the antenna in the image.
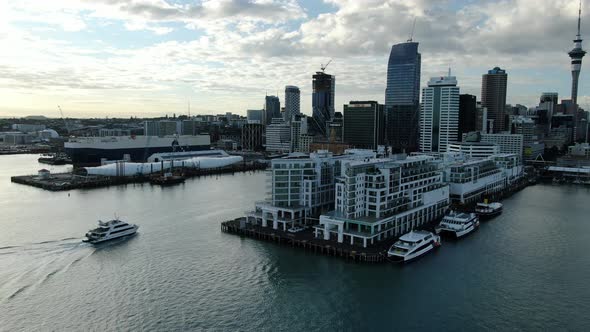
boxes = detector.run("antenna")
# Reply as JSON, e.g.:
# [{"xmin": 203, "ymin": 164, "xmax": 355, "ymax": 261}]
[
  {"xmin": 188, "ymin": 101, "xmax": 191, "ymax": 118},
  {"xmin": 407, "ymin": 17, "xmax": 416, "ymax": 42},
  {"xmin": 320, "ymin": 59, "xmax": 332, "ymax": 72},
  {"xmin": 578, "ymin": 0, "xmax": 582, "ymax": 37}
]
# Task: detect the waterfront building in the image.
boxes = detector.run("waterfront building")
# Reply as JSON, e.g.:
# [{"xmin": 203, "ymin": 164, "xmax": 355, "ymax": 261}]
[
  {"xmin": 459, "ymin": 94, "xmax": 477, "ymax": 137},
  {"xmin": 314, "ymin": 155, "xmax": 449, "ymax": 247},
  {"xmin": 247, "ymin": 109, "xmax": 264, "ymax": 124},
  {"xmin": 447, "ymin": 142, "xmax": 500, "ymax": 159},
  {"xmin": 343, "ymin": 101, "xmax": 385, "ymax": 150},
  {"xmin": 244, "ymin": 150, "xmax": 376, "ymax": 231},
  {"xmin": 443, "ymin": 158, "xmax": 506, "ymax": 204},
  {"xmin": 312, "ymin": 71, "xmax": 335, "ymax": 137},
  {"xmin": 569, "ymin": 1, "xmax": 586, "ymax": 105},
  {"xmin": 265, "ymin": 118, "xmax": 291, "ymax": 153},
  {"xmin": 481, "ymin": 67, "xmax": 508, "ymax": 133},
  {"xmin": 265, "ymin": 96, "xmax": 281, "ymax": 125},
  {"xmin": 385, "ymin": 42, "xmax": 421, "ymax": 152},
  {"xmin": 241, "ymin": 123, "xmax": 265, "ymax": 151},
  {"xmin": 420, "ymin": 74, "xmax": 460, "ymax": 153},
  {"xmin": 284, "ymin": 86, "xmax": 301, "ymax": 122}
]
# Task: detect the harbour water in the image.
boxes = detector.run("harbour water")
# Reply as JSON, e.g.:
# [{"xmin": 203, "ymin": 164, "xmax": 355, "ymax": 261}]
[{"xmin": 1, "ymin": 154, "xmax": 590, "ymax": 331}]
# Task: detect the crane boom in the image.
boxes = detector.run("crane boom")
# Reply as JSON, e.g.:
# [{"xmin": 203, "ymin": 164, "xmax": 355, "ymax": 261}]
[
  {"xmin": 407, "ymin": 18, "xmax": 416, "ymax": 42},
  {"xmin": 321, "ymin": 59, "xmax": 332, "ymax": 72},
  {"xmin": 58, "ymin": 105, "xmax": 71, "ymax": 135}
]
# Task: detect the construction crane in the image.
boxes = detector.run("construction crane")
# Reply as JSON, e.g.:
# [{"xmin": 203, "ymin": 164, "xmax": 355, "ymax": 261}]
[
  {"xmin": 407, "ymin": 17, "xmax": 416, "ymax": 42},
  {"xmin": 320, "ymin": 59, "xmax": 332, "ymax": 72},
  {"xmin": 57, "ymin": 105, "xmax": 71, "ymax": 135}
]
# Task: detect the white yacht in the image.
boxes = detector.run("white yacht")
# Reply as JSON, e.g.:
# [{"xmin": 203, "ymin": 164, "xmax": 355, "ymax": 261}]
[
  {"xmin": 475, "ymin": 202, "xmax": 503, "ymax": 219},
  {"xmin": 435, "ymin": 211, "xmax": 479, "ymax": 238},
  {"xmin": 83, "ymin": 219, "xmax": 138, "ymax": 244},
  {"xmin": 387, "ymin": 231, "xmax": 441, "ymax": 263}
]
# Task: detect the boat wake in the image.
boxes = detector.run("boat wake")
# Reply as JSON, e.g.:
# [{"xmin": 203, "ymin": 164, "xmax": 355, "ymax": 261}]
[{"xmin": 0, "ymin": 238, "xmax": 95, "ymax": 302}]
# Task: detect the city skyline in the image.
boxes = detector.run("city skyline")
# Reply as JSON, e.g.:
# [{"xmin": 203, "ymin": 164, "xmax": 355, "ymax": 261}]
[{"xmin": 0, "ymin": 0, "xmax": 588, "ymax": 118}]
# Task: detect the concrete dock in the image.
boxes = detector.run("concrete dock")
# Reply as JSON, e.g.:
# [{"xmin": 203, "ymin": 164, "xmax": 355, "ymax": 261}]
[{"xmin": 11, "ymin": 163, "xmax": 267, "ymax": 191}]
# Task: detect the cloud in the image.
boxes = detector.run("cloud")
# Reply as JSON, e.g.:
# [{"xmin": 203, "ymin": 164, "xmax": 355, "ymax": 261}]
[{"xmin": 0, "ymin": 0, "xmax": 588, "ymax": 117}]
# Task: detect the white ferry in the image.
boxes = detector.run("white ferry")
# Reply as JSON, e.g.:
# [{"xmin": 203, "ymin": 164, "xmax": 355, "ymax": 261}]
[
  {"xmin": 475, "ymin": 202, "xmax": 503, "ymax": 219},
  {"xmin": 435, "ymin": 211, "xmax": 479, "ymax": 238},
  {"xmin": 387, "ymin": 231, "xmax": 441, "ymax": 263},
  {"xmin": 83, "ymin": 219, "xmax": 139, "ymax": 244}
]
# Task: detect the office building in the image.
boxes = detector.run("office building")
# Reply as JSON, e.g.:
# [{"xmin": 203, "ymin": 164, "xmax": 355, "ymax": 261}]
[
  {"xmin": 420, "ymin": 74, "xmax": 460, "ymax": 153},
  {"xmin": 343, "ymin": 101, "xmax": 385, "ymax": 150},
  {"xmin": 312, "ymin": 71, "xmax": 335, "ymax": 137},
  {"xmin": 481, "ymin": 67, "xmax": 508, "ymax": 133},
  {"xmin": 247, "ymin": 109, "xmax": 264, "ymax": 124},
  {"xmin": 447, "ymin": 142, "xmax": 500, "ymax": 159},
  {"xmin": 241, "ymin": 123, "xmax": 265, "ymax": 151},
  {"xmin": 284, "ymin": 86, "xmax": 301, "ymax": 122},
  {"xmin": 265, "ymin": 96, "xmax": 281, "ymax": 125},
  {"xmin": 385, "ymin": 42, "xmax": 421, "ymax": 152},
  {"xmin": 265, "ymin": 118, "xmax": 291, "ymax": 153},
  {"xmin": 459, "ymin": 94, "xmax": 477, "ymax": 137}
]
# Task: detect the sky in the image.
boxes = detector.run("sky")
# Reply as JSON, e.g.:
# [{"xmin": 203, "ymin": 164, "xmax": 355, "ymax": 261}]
[{"xmin": 0, "ymin": 0, "xmax": 588, "ymax": 118}]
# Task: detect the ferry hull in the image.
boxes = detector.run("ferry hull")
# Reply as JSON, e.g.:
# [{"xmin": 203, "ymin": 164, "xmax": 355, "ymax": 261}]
[
  {"xmin": 388, "ymin": 242, "xmax": 439, "ymax": 263},
  {"xmin": 85, "ymin": 229, "xmax": 138, "ymax": 244}
]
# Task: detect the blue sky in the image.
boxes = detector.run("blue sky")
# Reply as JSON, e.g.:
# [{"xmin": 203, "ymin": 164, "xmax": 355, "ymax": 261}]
[{"xmin": 0, "ymin": 0, "xmax": 588, "ymax": 117}]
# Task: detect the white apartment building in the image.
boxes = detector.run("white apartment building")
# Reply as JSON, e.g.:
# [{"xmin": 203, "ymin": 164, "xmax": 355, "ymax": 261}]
[
  {"xmin": 420, "ymin": 75, "xmax": 460, "ymax": 153},
  {"xmin": 447, "ymin": 142, "xmax": 500, "ymax": 159},
  {"xmin": 315, "ymin": 155, "xmax": 450, "ymax": 247},
  {"xmin": 244, "ymin": 150, "xmax": 376, "ymax": 232},
  {"xmin": 479, "ymin": 133, "xmax": 524, "ymax": 157}
]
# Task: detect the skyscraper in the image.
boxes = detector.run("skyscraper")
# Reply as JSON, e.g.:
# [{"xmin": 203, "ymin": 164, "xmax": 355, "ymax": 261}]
[
  {"xmin": 312, "ymin": 71, "xmax": 335, "ymax": 137},
  {"xmin": 343, "ymin": 101, "xmax": 385, "ymax": 150},
  {"xmin": 265, "ymin": 95, "xmax": 281, "ymax": 125},
  {"xmin": 385, "ymin": 42, "xmax": 421, "ymax": 152},
  {"xmin": 481, "ymin": 67, "xmax": 508, "ymax": 133},
  {"xmin": 284, "ymin": 85, "xmax": 301, "ymax": 122},
  {"xmin": 420, "ymin": 74, "xmax": 460, "ymax": 153},
  {"xmin": 569, "ymin": 1, "xmax": 586, "ymax": 105},
  {"xmin": 459, "ymin": 94, "xmax": 477, "ymax": 137}
]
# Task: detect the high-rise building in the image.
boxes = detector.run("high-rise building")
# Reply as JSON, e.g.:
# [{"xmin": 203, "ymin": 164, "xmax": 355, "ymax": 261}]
[
  {"xmin": 459, "ymin": 94, "xmax": 477, "ymax": 137},
  {"xmin": 265, "ymin": 118, "xmax": 291, "ymax": 153},
  {"xmin": 312, "ymin": 71, "xmax": 335, "ymax": 137},
  {"xmin": 343, "ymin": 101, "xmax": 385, "ymax": 150},
  {"xmin": 247, "ymin": 109, "xmax": 264, "ymax": 124},
  {"xmin": 241, "ymin": 123, "xmax": 265, "ymax": 151},
  {"xmin": 385, "ymin": 42, "xmax": 421, "ymax": 152},
  {"xmin": 264, "ymin": 96, "xmax": 281, "ymax": 125},
  {"xmin": 284, "ymin": 86, "xmax": 300, "ymax": 122},
  {"xmin": 481, "ymin": 67, "xmax": 508, "ymax": 133},
  {"xmin": 569, "ymin": 1, "xmax": 586, "ymax": 105},
  {"xmin": 420, "ymin": 74, "xmax": 460, "ymax": 153}
]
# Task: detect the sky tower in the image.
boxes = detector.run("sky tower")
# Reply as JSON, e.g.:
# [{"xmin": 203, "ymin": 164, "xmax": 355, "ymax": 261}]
[{"xmin": 569, "ymin": 0, "xmax": 586, "ymax": 105}]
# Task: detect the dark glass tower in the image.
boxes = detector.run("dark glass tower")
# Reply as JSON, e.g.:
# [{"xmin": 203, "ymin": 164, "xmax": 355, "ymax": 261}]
[
  {"xmin": 312, "ymin": 71, "xmax": 335, "ymax": 137},
  {"xmin": 569, "ymin": 1, "xmax": 586, "ymax": 105},
  {"xmin": 459, "ymin": 94, "xmax": 477, "ymax": 137},
  {"xmin": 385, "ymin": 42, "xmax": 421, "ymax": 153},
  {"xmin": 265, "ymin": 95, "xmax": 281, "ymax": 125},
  {"xmin": 343, "ymin": 101, "xmax": 385, "ymax": 150},
  {"xmin": 481, "ymin": 67, "xmax": 508, "ymax": 133}
]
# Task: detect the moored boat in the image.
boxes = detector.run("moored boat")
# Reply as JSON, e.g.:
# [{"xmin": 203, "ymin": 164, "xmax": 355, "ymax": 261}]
[
  {"xmin": 435, "ymin": 211, "xmax": 479, "ymax": 238},
  {"xmin": 387, "ymin": 231, "xmax": 441, "ymax": 263},
  {"xmin": 150, "ymin": 172, "xmax": 186, "ymax": 186},
  {"xmin": 475, "ymin": 202, "xmax": 503, "ymax": 219}
]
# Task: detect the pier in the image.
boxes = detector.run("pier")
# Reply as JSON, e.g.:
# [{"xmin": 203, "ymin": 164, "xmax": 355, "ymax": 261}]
[
  {"xmin": 221, "ymin": 218, "xmax": 392, "ymax": 263},
  {"xmin": 221, "ymin": 178, "xmax": 534, "ymax": 264},
  {"xmin": 11, "ymin": 162, "xmax": 267, "ymax": 191}
]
